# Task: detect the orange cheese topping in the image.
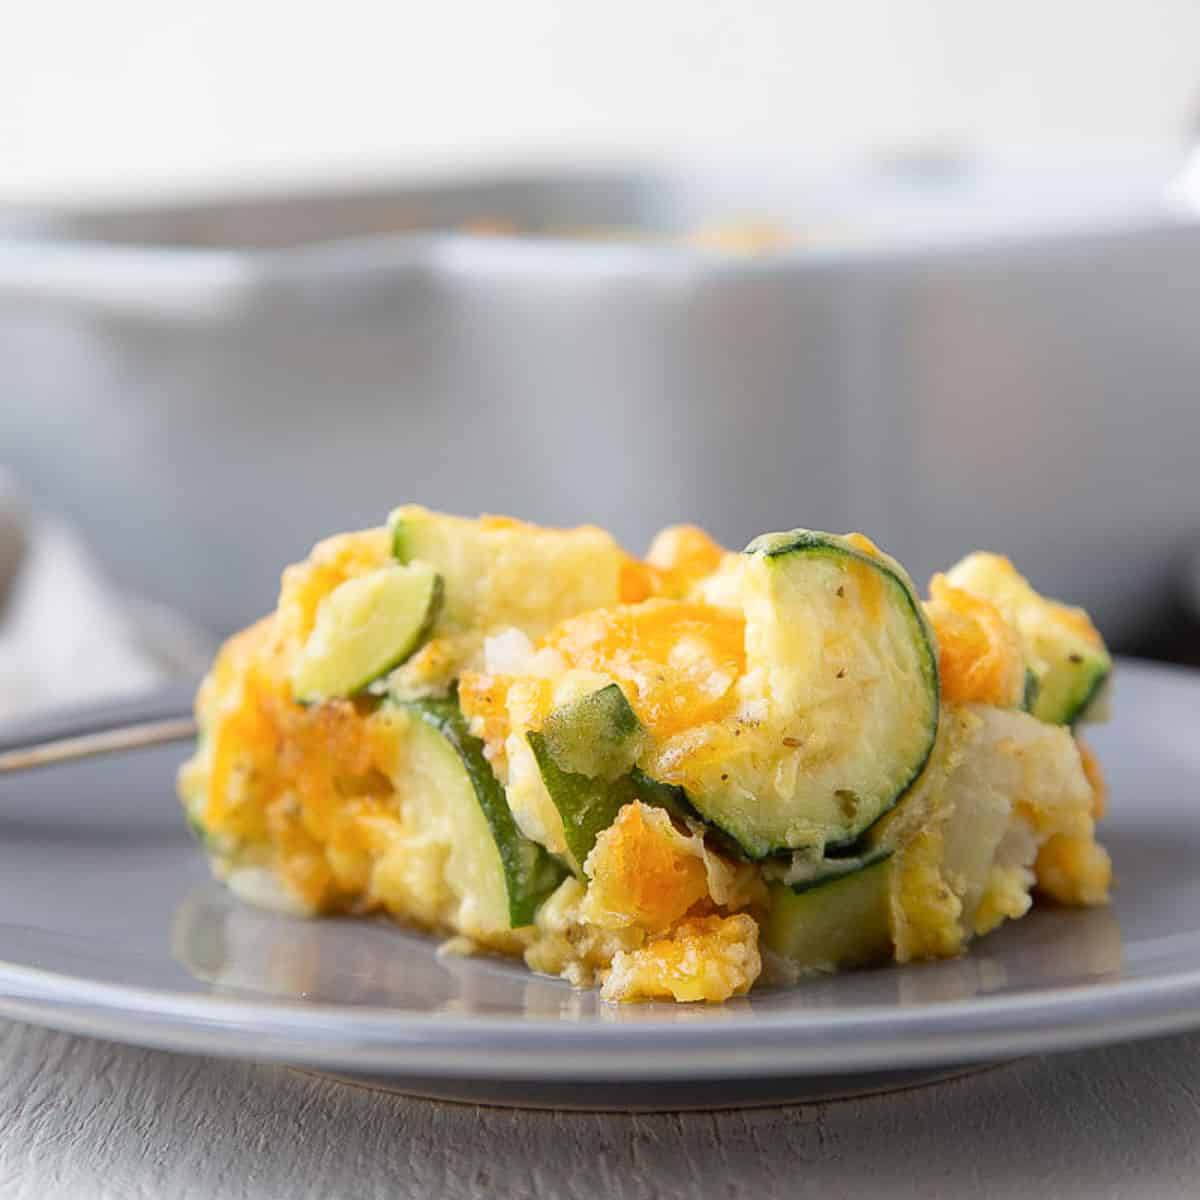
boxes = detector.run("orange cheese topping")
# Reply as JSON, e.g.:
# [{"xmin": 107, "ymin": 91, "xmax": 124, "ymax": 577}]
[
  {"xmin": 458, "ymin": 672, "xmax": 555, "ymax": 776},
  {"xmin": 925, "ymin": 574, "xmax": 1025, "ymax": 707},
  {"xmin": 618, "ymin": 557, "xmax": 655, "ymax": 603},
  {"xmin": 276, "ymin": 529, "xmax": 390, "ymax": 649},
  {"xmin": 844, "ymin": 531, "xmax": 884, "ymax": 559},
  {"xmin": 582, "ymin": 802, "xmax": 709, "ymax": 933},
  {"xmin": 202, "ymin": 618, "xmax": 284, "ymax": 837},
  {"xmin": 199, "ymin": 530, "xmax": 409, "ymax": 911},
  {"xmin": 601, "ymin": 913, "xmax": 762, "ymax": 1003},
  {"xmin": 1078, "ymin": 738, "xmax": 1107, "ymax": 820},
  {"xmin": 209, "ymin": 680, "xmax": 406, "ymax": 911},
  {"xmin": 541, "ymin": 599, "xmax": 746, "ymax": 737},
  {"xmin": 842, "ymin": 532, "xmax": 891, "ymax": 624},
  {"xmin": 618, "ymin": 526, "xmax": 727, "ymax": 603},
  {"xmin": 646, "ymin": 525, "xmax": 728, "ymax": 596},
  {"xmin": 1047, "ymin": 598, "xmax": 1105, "ymax": 647},
  {"xmin": 457, "ymin": 672, "xmax": 516, "ymax": 764},
  {"xmin": 1035, "ymin": 833, "xmax": 1112, "ymax": 907}
]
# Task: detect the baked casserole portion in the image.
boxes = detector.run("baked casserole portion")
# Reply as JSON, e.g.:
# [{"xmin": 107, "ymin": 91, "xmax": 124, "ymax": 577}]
[{"xmin": 179, "ymin": 508, "xmax": 1111, "ymax": 1002}]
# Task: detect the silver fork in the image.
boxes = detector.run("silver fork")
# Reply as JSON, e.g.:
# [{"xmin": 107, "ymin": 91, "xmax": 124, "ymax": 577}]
[{"xmin": 0, "ymin": 716, "xmax": 198, "ymax": 774}]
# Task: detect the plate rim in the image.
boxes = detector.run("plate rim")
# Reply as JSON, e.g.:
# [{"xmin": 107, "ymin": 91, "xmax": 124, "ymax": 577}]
[
  {"xmin": 2, "ymin": 951, "xmax": 1200, "ymax": 1078},
  {"xmin": 1, "ymin": 656, "xmax": 1197, "ymax": 1080}
]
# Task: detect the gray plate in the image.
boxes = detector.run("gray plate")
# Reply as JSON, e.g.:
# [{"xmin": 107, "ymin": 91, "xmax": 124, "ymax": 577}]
[{"xmin": 0, "ymin": 658, "xmax": 1197, "ymax": 1108}]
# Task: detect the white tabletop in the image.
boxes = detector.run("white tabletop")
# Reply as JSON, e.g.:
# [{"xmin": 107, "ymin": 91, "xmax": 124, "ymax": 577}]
[{"xmin": 2, "ymin": 1019, "xmax": 1197, "ymax": 1199}]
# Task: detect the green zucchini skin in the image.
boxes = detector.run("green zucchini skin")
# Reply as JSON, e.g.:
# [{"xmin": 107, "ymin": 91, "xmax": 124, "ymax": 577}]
[
  {"xmin": 628, "ymin": 769, "xmax": 704, "ymax": 829},
  {"xmin": 1027, "ymin": 648, "xmax": 1110, "ymax": 727},
  {"xmin": 407, "ymin": 575, "xmax": 443, "ymax": 661},
  {"xmin": 526, "ymin": 731, "xmax": 639, "ymax": 875},
  {"xmin": 763, "ymin": 852, "xmax": 894, "ymax": 970},
  {"xmin": 292, "ymin": 565, "xmax": 443, "ymax": 703},
  {"xmin": 768, "ymin": 845, "xmax": 893, "ymax": 894},
  {"xmin": 537, "ymin": 683, "xmax": 645, "ymax": 780},
  {"xmin": 526, "ymin": 684, "xmax": 643, "ymax": 873},
  {"xmin": 627, "ymin": 769, "xmax": 752, "ymax": 862},
  {"xmin": 680, "ymin": 530, "xmax": 940, "ymax": 859},
  {"xmin": 391, "ymin": 517, "xmax": 413, "ymax": 563},
  {"xmin": 528, "ymin": 684, "xmax": 741, "ymax": 871},
  {"xmin": 1057, "ymin": 659, "xmax": 1111, "ymax": 728},
  {"xmin": 1071, "ymin": 671, "xmax": 1111, "ymax": 727},
  {"xmin": 1022, "ymin": 668, "xmax": 1040, "ymax": 714},
  {"xmin": 409, "ymin": 697, "xmax": 568, "ymax": 926}
]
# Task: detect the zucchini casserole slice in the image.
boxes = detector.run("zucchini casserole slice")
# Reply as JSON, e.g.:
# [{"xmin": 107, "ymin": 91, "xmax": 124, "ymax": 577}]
[{"xmin": 178, "ymin": 509, "xmax": 1113, "ymax": 1003}]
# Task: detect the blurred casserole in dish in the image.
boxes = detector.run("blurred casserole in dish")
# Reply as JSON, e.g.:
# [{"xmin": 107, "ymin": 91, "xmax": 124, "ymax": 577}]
[{"xmin": 178, "ymin": 507, "xmax": 1111, "ymax": 1002}]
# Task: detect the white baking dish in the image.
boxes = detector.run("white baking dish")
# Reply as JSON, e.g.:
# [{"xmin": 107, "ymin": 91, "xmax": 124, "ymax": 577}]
[{"xmin": 1, "ymin": 151, "xmax": 1197, "ymax": 640}]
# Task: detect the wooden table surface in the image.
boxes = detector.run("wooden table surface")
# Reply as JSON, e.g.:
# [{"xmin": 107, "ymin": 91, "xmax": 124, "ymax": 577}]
[{"xmin": 1, "ymin": 1019, "xmax": 1195, "ymax": 1199}]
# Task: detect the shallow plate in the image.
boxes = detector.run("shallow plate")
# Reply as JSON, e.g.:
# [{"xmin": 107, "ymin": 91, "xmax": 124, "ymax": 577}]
[{"xmin": 1, "ymin": 659, "xmax": 1198, "ymax": 1107}]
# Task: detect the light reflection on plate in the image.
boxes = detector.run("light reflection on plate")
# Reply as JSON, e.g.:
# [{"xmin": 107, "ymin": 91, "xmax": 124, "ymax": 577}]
[{"xmin": 170, "ymin": 878, "xmax": 1124, "ymax": 1019}]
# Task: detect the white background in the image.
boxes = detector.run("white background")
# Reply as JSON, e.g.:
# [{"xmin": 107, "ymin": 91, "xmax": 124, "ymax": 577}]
[{"xmin": 1, "ymin": 0, "xmax": 1198, "ymax": 203}]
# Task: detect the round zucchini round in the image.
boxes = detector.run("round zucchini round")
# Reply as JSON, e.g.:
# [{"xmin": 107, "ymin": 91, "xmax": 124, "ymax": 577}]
[{"xmin": 678, "ymin": 530, "xmax": 940, "ymax": 858}]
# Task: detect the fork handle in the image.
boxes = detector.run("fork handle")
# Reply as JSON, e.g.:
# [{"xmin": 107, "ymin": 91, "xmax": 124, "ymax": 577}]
[{"xmin": 0, "ymin": 716, "xmax": 198, "ymax": 774}]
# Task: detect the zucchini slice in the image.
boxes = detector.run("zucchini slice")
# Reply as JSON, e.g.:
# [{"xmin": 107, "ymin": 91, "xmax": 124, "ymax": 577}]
[
  {"xmin": 292, "ymin": 563, "xmax": 442, "ymax": 702},
  {"xmin": 526, "ymin": 685, "xmax": 645, "ymax": 874},
  {"xmin": 405, "ymin": 697, "xmax": 568, "ymax": 927},
  {"xmin": 535, "ymin": 683, "xmax": 646, "ymax": 781},
  {"xmin": 944, "ymin": 553, "xmax": 1111, "ymax": 726},
  {"xmin": 679, "ymin": 530, "xmax": 940, "ymax": 858},
  {"xmin": 389, "ymin": 504, "xmax": 624, "ymax": 640},
  {"xmin": 763, "ymin": 853, "xmax": 894, "ymax": 970},
  {"xmin": 528, "ymin": 683, "xmax": 732, "ymax": 872}
]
